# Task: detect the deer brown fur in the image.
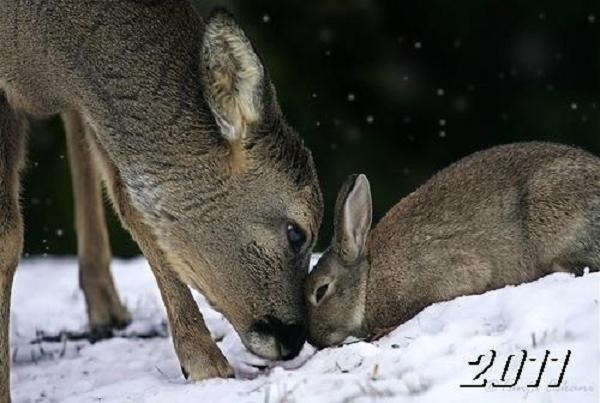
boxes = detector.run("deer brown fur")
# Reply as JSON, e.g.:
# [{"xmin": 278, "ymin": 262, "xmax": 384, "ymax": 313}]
[{"xmin": 0, "ymin": 2, "xmax": 323, "ymax": 401}]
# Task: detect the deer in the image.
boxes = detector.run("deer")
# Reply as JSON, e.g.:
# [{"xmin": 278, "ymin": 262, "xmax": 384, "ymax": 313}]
[
  {"xmin": 0, "ymin": 1, "xmax": 323, "ymax": 401},
  {"xmin": 305, "ymin": 142, "xmax": 600, "ymax": 347}
]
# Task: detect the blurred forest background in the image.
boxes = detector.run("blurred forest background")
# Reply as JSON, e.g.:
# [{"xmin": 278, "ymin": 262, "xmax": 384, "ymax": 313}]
[{"xmin": 23, "ymin": 0, "xmax": 599, "ymax": 257}]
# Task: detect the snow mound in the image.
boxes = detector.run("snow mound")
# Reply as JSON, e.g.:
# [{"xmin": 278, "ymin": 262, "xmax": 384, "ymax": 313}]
[{"xmin": 10, "ymin": 257, "xmax": 599, "ymax": 403}]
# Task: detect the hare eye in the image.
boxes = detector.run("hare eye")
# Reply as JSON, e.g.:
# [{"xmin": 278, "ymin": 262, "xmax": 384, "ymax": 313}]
[
  {"xmin": 286, "ymin": 223, "xmax": 306, "ymax": 252},
  {"xmin": 315, "ymin": 283, "xmax": 329, "ymax": 304}
]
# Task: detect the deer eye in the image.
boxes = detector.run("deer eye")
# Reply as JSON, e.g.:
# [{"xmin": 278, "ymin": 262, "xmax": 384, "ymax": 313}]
[{"xmin": 286, "ymin": 222, "xmax": 306, "ymax": 252}]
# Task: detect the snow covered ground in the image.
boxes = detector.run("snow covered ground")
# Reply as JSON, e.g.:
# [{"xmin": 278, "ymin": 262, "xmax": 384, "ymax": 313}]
[{"xmin": 9, "ymin": 257, "xmax": 599, "ymax": 403}]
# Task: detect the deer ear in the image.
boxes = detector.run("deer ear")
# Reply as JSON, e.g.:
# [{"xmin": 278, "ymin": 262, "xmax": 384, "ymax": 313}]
[
  {"xmin": 333, "ymin": 174, "xmax": 373, "ymax": 263},
  {"xmin": 201, "ymin": 9, "xmax": 264, "ymax": 142}
]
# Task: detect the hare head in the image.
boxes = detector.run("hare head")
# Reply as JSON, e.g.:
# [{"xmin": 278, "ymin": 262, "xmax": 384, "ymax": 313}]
[{"xmin": 305, "ymin": 174, "xmax": 373, "ymax": 347}]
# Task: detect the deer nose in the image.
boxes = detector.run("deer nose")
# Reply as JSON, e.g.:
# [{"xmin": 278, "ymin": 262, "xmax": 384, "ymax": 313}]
[{"xmin": 252, "ymin": 315, "xmax": 306, "ymax": 360}]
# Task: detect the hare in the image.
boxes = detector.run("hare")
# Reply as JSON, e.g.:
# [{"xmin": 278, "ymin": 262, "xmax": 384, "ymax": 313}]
[{"xmin": 305, "ymin": 142, "xmax": 600, "ymax": 347}]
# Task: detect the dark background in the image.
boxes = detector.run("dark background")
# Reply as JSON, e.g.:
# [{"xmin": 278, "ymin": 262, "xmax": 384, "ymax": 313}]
[{"xmin": 22, "ymin": 0, "xmax": 599, "ymax": 257}]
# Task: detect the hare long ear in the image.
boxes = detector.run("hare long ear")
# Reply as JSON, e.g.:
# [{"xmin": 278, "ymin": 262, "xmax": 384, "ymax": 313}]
[
  {"xmin": 201, "ymin": 9, "xmax": 265, "ymax": 142},
  {"xmin": 333, "ymin": 174, "xmax": 372, "ymax": 263}
]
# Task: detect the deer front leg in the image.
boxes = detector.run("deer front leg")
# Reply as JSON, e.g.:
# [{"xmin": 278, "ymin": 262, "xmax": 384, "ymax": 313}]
[
  {"xmin": 85, "ymin": 125, "xmax": 233, "ymax": 380},
  {"xmin": 0, "ymin": 92, "xmax": 26, "ymax": 403},
  {"xmin": 151, "ymin": 260, "xmax": 233, "ymax": 380},
  {"xmin": 63, "ymin": 112, "xmax": 130, "ymax": 339}
]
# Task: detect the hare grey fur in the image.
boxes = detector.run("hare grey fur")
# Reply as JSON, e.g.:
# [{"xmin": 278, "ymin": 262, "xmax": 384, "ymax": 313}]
[{"xmin": 306, "ymin": 142, "xmax": 600, "ymax": 347}]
